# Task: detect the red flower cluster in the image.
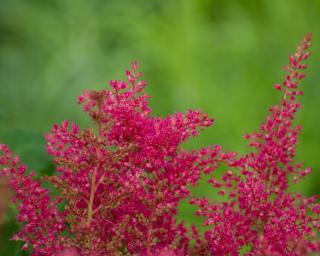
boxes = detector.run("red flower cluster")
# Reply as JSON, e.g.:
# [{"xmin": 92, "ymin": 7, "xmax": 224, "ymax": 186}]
[{"xmin": 0, "ymin": 34, "xmax": 319, "ymax": 255}]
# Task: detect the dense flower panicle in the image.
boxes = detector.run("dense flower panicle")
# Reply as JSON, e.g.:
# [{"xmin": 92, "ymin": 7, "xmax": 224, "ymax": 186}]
[
  {"xmin": 0, "ymin": 34, "xmax": 319, "ymax": 255},
  {"xmin": 192, "ymin": 33, "xmax": 320, "ymax": 255},
  {"xmin": 1, "ymin": 61, "xmax": 213, "ymax": 255},
  {"xmin": 0, "ymin": 144, "xmax": 67, "ymax": 255}
]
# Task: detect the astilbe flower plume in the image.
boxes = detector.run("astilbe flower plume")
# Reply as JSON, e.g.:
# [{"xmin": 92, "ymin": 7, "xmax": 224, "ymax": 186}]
[
  {"xmin": 191, "ymin": 33, "xmax": 320, "ymax": 255},
  {"xmin": 0, "ymin": 61, "xmax": 213, "ymax": 255},
  {"xmin": 0, "ymin": 34, "xmax": 319, "ymax": 256}
]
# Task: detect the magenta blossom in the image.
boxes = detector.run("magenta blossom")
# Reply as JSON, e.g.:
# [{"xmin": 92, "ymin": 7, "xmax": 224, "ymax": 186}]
[
  {"xmin": 191, "ymin": 33, "xmax": 320, "ymax": 255},
  {"xmin": 0, "ymin": 34, "xmax": 319, "ymax": 255}
]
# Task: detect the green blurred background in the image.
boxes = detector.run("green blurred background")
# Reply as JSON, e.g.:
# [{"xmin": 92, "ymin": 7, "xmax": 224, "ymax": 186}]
[{"xmin": 0, "ymin": 0, "xmax": 319, "ymax": 254}]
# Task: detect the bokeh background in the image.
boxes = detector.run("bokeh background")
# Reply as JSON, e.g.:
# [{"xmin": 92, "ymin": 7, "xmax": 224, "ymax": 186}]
[{"xmin": 1, "ymin": 0, "xmax": 320, "ymax": 254}]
